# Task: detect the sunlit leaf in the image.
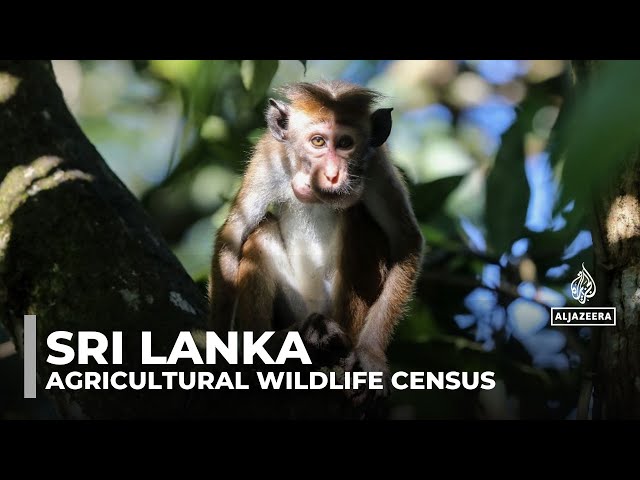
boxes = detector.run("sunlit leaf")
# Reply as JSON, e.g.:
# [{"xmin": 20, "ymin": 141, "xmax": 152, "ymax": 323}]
[
  {"xmin": 535, "ymin": 286, "xmax": 566, "ymax": 307},
  {"xmin": 149, "ymin": 60, "xmax": 202, "ymax": 87},
  {"xmin": 507, "ymin": 298, "xmax": 548, "ymax": 339},
  {"xmin": 511, "ymin": 238, "xmax": 529, "ymax": 256},
  {"xmin": 454, "ymin": 314, "xmax": 476, "ymax": 329},
  {"xmin": 546, "ymin": 263, "xmax": 570, "ymax": 279},
  {"xmin": 459, "ymin": 217, "xmax": 487, "ymax": 252},
  {"xmin": 481, "ymin": 264, "xmax": 501, "ymax": 288},
  {"xmin": 241, "ymin": 60, "xmax": 279, "ymax": 106},
  {"xmin": 491, "ymin": 307, "xmax": 506, "ymax": 329},
  {"xmin": 464, "ymin": 288, "xmax": 497, "ymax": 315},
  {"xmin": 523, "ymin": 329, "xmax": 566, "ymax": 354},
  {"xmin": 561, "ymin": 230, "xmax": 592, "ymax": 260}
]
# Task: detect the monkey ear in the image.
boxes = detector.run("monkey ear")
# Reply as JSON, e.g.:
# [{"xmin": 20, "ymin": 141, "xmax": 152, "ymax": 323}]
[
  {"xmin": 370, "ymin": 108, "xmax": 393, "ymax": 147},
  {"xmin": 266, "ymin": 98, "xmax": 290, "ymax": 142}
]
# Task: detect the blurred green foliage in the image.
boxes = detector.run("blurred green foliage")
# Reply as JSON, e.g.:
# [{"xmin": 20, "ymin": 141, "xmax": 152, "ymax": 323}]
[
  {"xmin": 485, "ymin": 117, "xmax": 529, "ymax": 254},
  {"xmin": 8, "ymin": 59, "xmax": 636, "ymax": 419},
  {"xmin": 558, "ymin": 61, "xmax": 640, "ymax": 230}
]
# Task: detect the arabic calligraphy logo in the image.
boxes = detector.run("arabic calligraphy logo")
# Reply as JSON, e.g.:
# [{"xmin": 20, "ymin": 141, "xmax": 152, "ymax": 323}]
[{"xmin": 570, "ymin": 263, "xmax": 596, "ymax": 304}]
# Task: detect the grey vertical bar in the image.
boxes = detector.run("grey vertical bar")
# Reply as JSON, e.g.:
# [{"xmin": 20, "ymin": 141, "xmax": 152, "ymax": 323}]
[{"xmin": 24, "ymin": 315, "xmax": 36, "ymax": 398}]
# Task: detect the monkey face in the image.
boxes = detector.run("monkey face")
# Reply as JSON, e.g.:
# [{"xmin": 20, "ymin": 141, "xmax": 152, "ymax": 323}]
[
  {"xmin": 266, "ymin": 90, "xmax": 393, "ymax": 210},
  {"xmin": 287, "ymin": 114, "xmax": 370, "ymax": 209},
  {"xmin": 302, "ymin": 122, "xmax": 368, "ymax": 208}
]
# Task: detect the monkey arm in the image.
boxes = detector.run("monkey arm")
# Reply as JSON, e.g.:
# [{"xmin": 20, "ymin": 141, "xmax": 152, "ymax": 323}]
[
  {"xmin": 209, "ymin": 146, "xmax": 285, "ymax": 330},
  {"xmin": 214, "ymin": 150, "xmax": 280, "ymax": 286},
  {"xmin": 357, "ymin": 151, "xmax": 425, "ymax": 370}
]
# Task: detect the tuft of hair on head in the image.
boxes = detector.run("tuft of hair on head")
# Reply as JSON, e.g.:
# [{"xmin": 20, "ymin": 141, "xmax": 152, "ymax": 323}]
[{"xmin": 278, "ymin": 80, "xmax": 383, "ymax": 117}]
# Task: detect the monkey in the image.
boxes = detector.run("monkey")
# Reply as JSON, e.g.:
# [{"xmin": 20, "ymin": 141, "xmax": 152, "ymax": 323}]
[{"xmin": 208, "ymin": 80, "xmax": 424, "ymax": 402}]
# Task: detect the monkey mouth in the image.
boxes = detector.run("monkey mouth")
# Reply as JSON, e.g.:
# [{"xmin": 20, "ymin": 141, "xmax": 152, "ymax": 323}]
[{"xmin": 313, "ymin": 182, "xmax": 363, "ymax": 209}]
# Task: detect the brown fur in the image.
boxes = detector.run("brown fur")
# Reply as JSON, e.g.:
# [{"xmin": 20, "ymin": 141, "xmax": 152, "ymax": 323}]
[
  {"xmin": 281, "ymin": 81, "xmax": 381, "ymax": 113},
  {"xmin": 208, "ymin": 140, "xmax": 285, "ymax": 333},
  {"xmin": 281, "ymin": 81, "xmax": 382, "ymax": 126},
  {"xmin": 209, "ymin": 80, "xmax": 424, "ymax": 372},
  {"xmin": 334, "ymin": 203, "xmax": 390, "ymax": 338},
  {"xmin": 234, "ymin": 215, "xmax": 280, "ymax": 332}
]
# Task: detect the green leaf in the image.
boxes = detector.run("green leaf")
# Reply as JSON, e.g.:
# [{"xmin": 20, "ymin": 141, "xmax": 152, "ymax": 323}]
[
  {"xmin": 410, "ymin": 175, "xmax": 465, "ymax": 222},
  {"xmin": 299, "ymin": 60, "xmax": 307, "ymax": 74},
  {"xmin": 165, "ymin": 61, "xmax": 230, "ymax": 176},
  {"xmin": 485, "ymin": 118, "xmax": 530, "ymax": 254},
  {"xmin": 241, "ymin": 60, "xmax": 279, "ymax": 106},
  {"xmin": 149, "ymin": 60, "xmax": 202, "ymax": 87},
  {"xmin": 556, "ymin": 61, "xmax": 640, "ymax": 223}
]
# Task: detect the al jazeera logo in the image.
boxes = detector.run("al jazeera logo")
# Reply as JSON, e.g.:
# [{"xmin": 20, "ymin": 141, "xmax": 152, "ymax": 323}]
[{"xmin": 551, "ymin": 263, "xmax": 616, "ymax": 327}]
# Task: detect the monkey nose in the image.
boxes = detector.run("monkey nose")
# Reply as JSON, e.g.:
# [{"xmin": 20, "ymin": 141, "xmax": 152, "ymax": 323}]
[{"xmin": 325, "ymin": 170, "xmax": 340, "ymax": 185}]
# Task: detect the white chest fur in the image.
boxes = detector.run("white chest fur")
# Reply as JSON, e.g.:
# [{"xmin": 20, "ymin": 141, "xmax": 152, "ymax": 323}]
[{"xmin": 275, "ymin": 202, "xmax": 341, "ymax": 318}]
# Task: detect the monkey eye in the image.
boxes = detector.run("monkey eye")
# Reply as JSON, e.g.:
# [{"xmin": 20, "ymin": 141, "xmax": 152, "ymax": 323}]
[
  {"xmin": 337, "ymin": 136, "xmax": 354, "ymax": 149},
  {"xmin": 310, "ymin": 136, "xmax": 326, "ymax": 147}
]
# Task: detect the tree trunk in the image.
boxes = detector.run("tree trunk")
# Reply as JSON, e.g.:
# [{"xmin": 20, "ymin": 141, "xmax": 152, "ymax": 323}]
[
  {"xmin": 0, "ymin": 61, "xmax": 353, "ymax": 419},
  {"xmin": 594, "ymin": 158, "xmax": 640, "ymax": 418},
  {"xmin": 572, "ymin": 60, "xmax": 640, "ymax": 418}
]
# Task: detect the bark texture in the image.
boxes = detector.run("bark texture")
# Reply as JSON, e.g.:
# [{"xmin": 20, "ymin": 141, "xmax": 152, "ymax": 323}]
[
  {"xmin": 0, "ymin": 61, "xmax": 353, "ymax": 419},
  {"xmin": 573, "ymin": 60, "xmax": 640, "ymax": 418},
  {"xmin": 594, "ymin": 160, "xmax": 640, "ymax": 418}
]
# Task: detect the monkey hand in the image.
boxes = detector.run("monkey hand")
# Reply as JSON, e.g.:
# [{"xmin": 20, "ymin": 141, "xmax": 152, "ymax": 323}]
[
  {"xmin": 343, "ymin": 346, "xmax": 392, "ymax": 416},
  {"xmin": 298, "ymin": 313, "xmax": 353, "ymax": 367}
]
